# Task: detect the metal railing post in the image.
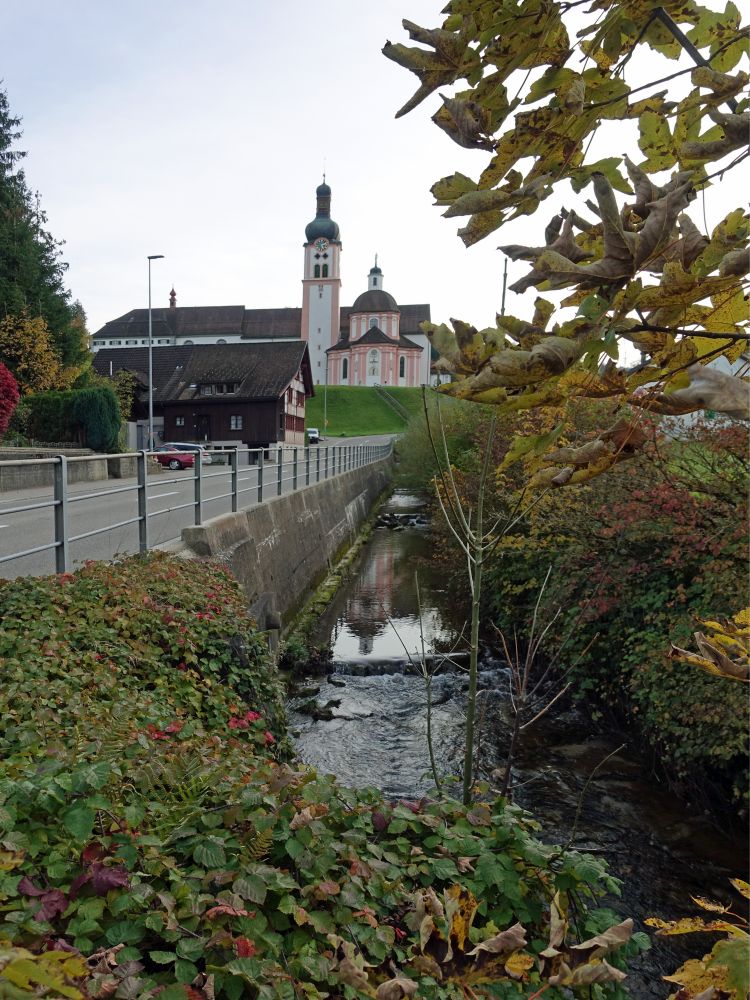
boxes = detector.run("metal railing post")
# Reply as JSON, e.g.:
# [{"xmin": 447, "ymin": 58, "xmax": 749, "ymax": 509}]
[
  {"xmin": 194, "ymin": 454, "xmax": 203, "ymax": 525},
  {"xmin": 258, "ymin": 450, "xmax": 264, "ymax": 503},
  {"xmin": 325, "ymin": 446, "xmax": 329, "ymax": 479},
  {"xmin": 137, "ymin": 450, "xmax": 149, "ymax": 553},
  {"xmin": 277, "ymin": 447, "xmax": 283, "ymax": 496},
  {"xmin": 305, "ymin": 447, "xmax": 310, "ymax": 486},
  {"xmin": 293, "ymin": 447, "xmax": 298, "ymax": 491},
  {"xmin": 317, "ymin": 447, "xmax": 321, "ymax": 482},
  {"xmin": 231, "ymin": 448, "xmax": 239, "ymax": 512},
  {"xmin": 53, "ymin": 455, "xmax": 70, "ymax": 573}
]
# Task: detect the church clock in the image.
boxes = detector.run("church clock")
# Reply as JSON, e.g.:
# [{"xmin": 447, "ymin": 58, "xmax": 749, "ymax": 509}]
[{"xmin": 314, "ymin": 238, "xmax": 330, "ymax": 252}]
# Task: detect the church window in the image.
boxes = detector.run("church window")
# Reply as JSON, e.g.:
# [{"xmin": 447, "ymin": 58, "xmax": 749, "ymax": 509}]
[
  {"xmin": 399, "ymin": 356, "xmax": 405, "ymax": 378},
  {"xmin": 314, "ymin": 264, "xmax": 320, "ymax": 278},
  {"xmin": 322, "ymin": 264, "xmax": 329, "ymax": 277},
  {"xmin": 367, "ymin": 349, "xmax": 379, "ymax": 377},
  {"xmin": 342, "ymin": 358, "xmax": 348, "ymax": 380},
  {"xmin": 369, "ymin": 317, "xmax": 379, "ymax": 329}
]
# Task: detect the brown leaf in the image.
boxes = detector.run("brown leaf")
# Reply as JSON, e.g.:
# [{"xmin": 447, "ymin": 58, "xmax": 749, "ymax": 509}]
[
  {"xmin": 376, "ymin": 977, "xmax": 419, "ymax": 1000},
  {"xmin": 204, "ymin": 904, "xmax": 250, "ymax": 919},
  {"xmin": 467, "ymin": 922, "xmax": 527, "ymax": 956},
  {"xmin": 549, "ymin": 958, "xmax": 628, "ymax": 986},
  {"xmin": 337, "ymin": 957, "xmax": 373, "ymax": 993},
  {"xmin": 433, "ymin": 95, "xmax": 494, "ymax": 150},
  {"xmin": 633, "ymin": 179, "xmax": 694, "ymax": 271},
  {"xmin": 571, "ymin": 917, "xmax": 633, "ymax": 961},
  {"xmin": 635, "ymin": 365, "xmax": 750, "ymax": 420},
  {"xmin": 680, "ymin": 109, "xmax": 750, "ymax": 162}
]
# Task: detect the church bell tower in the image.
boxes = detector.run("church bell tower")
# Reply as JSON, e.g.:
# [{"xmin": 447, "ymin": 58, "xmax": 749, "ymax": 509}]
[{"xmin": 301, "ymin": 180, "xmax": 342, "ymax": 385}]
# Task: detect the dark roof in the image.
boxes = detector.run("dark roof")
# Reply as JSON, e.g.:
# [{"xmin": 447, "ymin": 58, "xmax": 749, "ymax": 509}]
[
  {"xmin": 93, "ymin": 306, "xmax": 302, "ymax": 342},
  {"xmin": 92, "ymin": 346, "xmax": 195, "ymax": 388},
  {"xmin": 242, "ymin": 308, "xmax": 302, "ymax": 339},
  {"xmin": 327, "ymin": 327, "xmax": 422, "ymax": 353},
  {"xmin": 94, "ymin": 302, "xmax": 431, "ymax": 343},
  {"xmin": 92, "ymin": 343, "xmax": 313, "ymax": 402},
  {"xmin": 351, "ymin": 289, "xmax": 398, "ymax": 313}
]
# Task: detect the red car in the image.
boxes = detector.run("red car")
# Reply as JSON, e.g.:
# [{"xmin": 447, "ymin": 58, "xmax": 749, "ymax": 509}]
[{"xmin": 153, "ymin": 447, "xmax": 195, "ymax": 470}]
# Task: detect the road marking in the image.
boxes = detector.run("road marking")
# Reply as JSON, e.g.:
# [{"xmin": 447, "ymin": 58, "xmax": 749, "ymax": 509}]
[
  {"xmin": 149, "ymin": 491, "xmax": 180, "ymax": 499},
  {"xmin": 0, "ymin": 524, "xmax": 8, "ymax": 529}
]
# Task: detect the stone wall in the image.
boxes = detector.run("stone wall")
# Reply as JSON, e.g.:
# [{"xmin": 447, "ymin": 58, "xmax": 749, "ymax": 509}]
[
  {"xmin": 180, "ymin": 457, "xmax": 392, "ymax": 629},
  {"xmin": 0, "ymin": 450, "xmax": 138, "ymax": 491}
]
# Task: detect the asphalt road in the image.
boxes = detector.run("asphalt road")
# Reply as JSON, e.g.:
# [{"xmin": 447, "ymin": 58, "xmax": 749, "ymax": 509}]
[{"xmin": 0, "ymin": 436, "xmax": 393, "ymax": 580}]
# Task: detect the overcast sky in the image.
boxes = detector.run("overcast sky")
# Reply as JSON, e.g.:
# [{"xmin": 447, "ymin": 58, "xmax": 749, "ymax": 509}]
[
  {"xmin": 3, "ymin": 0, "xmax": 739, "ymax": 340},
  {"xmin": 4, "ymin": 1, "xmax": 505, "ymax": 336}
]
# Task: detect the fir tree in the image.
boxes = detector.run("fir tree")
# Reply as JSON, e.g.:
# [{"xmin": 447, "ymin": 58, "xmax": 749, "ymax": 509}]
[{"xmin": 0, "ymin": 87, "xmax": 87, "ymax": 370}]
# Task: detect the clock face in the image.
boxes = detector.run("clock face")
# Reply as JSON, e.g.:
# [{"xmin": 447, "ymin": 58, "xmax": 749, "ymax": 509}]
[{"xmin": 314, "ymin": 238, "xmax": 329, "ymax": 252}]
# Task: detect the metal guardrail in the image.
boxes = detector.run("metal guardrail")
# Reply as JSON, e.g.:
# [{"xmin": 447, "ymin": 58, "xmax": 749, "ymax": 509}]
[{"xmin": 0, "ymin": 441, "xmax": 392, "ymax": 575}]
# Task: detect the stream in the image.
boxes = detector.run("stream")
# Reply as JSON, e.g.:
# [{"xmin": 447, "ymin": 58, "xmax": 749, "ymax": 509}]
[{"xmin": 288, "ymin": 490, "xmax": 746, "ymax": 997}]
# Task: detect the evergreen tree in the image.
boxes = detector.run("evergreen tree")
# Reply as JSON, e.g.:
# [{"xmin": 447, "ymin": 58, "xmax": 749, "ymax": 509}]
[{"xmin": 0, "ymin": 87, "xmax": 86, "ymax": 369}]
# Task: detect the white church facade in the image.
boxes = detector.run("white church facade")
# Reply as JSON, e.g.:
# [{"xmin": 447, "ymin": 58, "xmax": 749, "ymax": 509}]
[{"xmin": 91, "ymin": 181, "xmax": 432, "ymax": 388}]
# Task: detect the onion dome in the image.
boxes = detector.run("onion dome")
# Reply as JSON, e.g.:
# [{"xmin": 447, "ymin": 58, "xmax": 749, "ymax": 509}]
[{"xmin": 305, "ymin": 178, "xmax": 340, "ymax": 242}]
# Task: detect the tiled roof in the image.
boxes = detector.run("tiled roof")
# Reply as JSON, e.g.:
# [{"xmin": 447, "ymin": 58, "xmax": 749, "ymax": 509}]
[
  {"xmin": 93, "ymin": 302, "xmax": 431, "ymax": 342},
  {"xmin": 92, "ymin": 343, "xmax": 312, "ymax": 401},
  {"xmin": 242, "ymin": 308, "xmax": 302, "ymax": 339}
]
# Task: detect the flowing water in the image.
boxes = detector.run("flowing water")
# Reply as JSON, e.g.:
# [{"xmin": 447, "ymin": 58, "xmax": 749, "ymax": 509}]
[{"xmin": 288, "ymin": 490, "xmax": 747, "ymax": 996}]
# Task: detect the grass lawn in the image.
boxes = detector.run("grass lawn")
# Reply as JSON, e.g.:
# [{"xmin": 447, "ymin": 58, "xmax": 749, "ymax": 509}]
[{"xmin": 305, "ymin": 386, "xmax": 427, "ymax": 436}]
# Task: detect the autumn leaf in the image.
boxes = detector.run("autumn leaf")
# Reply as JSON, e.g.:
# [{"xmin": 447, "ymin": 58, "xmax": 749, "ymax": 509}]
[
  {"xmin": 376, "ymin": 977, "xmax": 418, "ymax": 1000},
  {"xmin": 467, "ymin": 922, "xmax": 527, "ymax": 956}
]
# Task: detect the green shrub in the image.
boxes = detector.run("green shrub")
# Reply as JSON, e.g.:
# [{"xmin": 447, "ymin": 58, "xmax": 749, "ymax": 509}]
[
  {"xmin": 23, "ymin": 385, "xmax": 121, "ymax": 450},
  {"xmin": 71, "ymin": 385, "xmax": 121, "ymax": 451}
]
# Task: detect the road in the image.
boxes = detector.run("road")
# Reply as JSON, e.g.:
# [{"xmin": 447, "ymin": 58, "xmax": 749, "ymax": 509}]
[{"xmin": 0, "ymin": 436, "xmax": 393, "ymax": 579}]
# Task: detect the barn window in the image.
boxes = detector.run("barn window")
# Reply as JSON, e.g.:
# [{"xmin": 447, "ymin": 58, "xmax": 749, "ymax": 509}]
[{"xmin": 230, "ymin": 415, "xmax": 243, "ymax": 430}]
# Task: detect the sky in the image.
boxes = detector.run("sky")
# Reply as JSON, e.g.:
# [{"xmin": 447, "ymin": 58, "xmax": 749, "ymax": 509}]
[
  {"xmin": 5, "ymin": 0, "xmax": 512, "ymax": 336},
  {"xmin": 3, "ymin": 0, "xmax": 740, "ymax": 340}
]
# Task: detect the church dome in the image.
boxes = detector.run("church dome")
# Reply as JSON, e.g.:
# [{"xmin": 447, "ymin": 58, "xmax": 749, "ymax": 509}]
[
  {"xmin": 305, "ymin": 216, "xmax": 340, "ymax": 241},
  {"xmin": 351, "ymin": 288, "xmax": 398, "ymax": 312},
  {"xmin": 305, "ymin": 178, "xmax": 339, "ymax": 242}
]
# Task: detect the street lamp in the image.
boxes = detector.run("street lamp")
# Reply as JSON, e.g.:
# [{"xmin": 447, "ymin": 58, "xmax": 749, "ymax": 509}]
[{"xmin": 147, "ymin": 254, "xmax": 165, "ymax": 450}]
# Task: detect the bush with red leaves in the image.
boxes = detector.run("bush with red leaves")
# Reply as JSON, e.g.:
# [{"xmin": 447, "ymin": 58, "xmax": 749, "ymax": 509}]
[{"xmin": 0, "ymin": 362, "xmax": 20, "ymax": 438}]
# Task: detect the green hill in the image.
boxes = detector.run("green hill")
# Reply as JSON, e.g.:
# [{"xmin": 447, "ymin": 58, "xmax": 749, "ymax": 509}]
[{"xmin": 305, "ymin": 386, "xmax": 425, "ymax": 436}]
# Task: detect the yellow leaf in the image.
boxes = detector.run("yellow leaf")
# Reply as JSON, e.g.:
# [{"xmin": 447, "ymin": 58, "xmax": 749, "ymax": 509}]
[
  {"xmin": 730, "ymin": 877, "xmax": 750, "ymax": 899},
  {"xmin": 0, "ymin": 851, "xmax": 24, "ymax": 872},
  {"xmin": 504, "ymin": 951, "xmax": 535, "ymax": 979},
  {"xmin": 691, "ymin": 895, "xmax": 729, "ymax": 913}
]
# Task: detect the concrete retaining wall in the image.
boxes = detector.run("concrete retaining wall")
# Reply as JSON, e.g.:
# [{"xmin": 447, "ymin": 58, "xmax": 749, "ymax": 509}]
[
  {"xmin": 0, "ymin": 450, "xmax": 138, "ymax": 491},
  {"xmin": 180, "ymin": 457, "xmax": 392, "ymax": 629}
]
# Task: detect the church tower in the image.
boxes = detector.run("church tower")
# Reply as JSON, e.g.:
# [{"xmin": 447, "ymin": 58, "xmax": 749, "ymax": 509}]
[{"xmin": 301, "ymin": 180, "xmax": 342, "ymax": 385}]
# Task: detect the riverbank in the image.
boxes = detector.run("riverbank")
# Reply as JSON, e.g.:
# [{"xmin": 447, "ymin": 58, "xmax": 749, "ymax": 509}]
[
  {"xmin": 287, "ymin": 490, "xmax": 747, "ymax": 996},
  {"xmin": 0, "ymin": 550, "xmax": 644, "ymax": 999}
]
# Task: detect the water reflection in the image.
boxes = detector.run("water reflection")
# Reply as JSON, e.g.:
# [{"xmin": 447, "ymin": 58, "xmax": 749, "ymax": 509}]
[{"xmin": 315, "ymin": 493, "xmax": 464, "ymax": 662}]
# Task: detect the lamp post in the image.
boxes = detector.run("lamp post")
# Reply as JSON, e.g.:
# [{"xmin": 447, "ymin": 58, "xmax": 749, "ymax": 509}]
[
  {"xmin": 324, "ymin": 351, "xmax": 328, "ymax": 435},
  {"xmin": 147, "ymin": 254, "xmax": 165, "ymax": 450}
]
